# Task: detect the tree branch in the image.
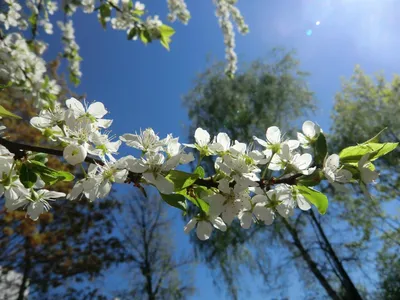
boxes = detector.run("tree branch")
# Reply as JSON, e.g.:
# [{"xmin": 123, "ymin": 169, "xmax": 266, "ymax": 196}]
[{"xmin": 0, "ymin": 137, "xmax": 304, "ymax": 191}]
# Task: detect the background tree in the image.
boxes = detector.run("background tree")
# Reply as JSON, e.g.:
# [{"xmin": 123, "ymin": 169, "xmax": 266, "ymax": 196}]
[
  {"xmin": 183, "ymin": 52, "xmax": 373, "ymax": 299},
  {"xmin": 0, "ymin": 59, "xmax": 126, "ymax": 300},
  {"xmin": 330, "ymin": 65, "xmax": 400, "ymax": 299},
  {"xmin": 113, "ymin": 189, "xmax": 195, "ymax": 300}
]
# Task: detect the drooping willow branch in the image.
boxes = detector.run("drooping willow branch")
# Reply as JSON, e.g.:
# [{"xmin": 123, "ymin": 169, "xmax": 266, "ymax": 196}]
[{"xmin": 0, "ymin": 137, "xmax": 303, "ymax": 190}]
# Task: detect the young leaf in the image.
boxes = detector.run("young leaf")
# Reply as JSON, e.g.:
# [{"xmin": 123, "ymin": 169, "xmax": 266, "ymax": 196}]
[
  {"xmin": 297, "ymin": 185, "xmax": 328, "ymax": 215},
  {"xmin": 194, "ymin": 166, "xmax": 205, "ymax": 179},
  {"xmin": 29, "ymin": 161, "xmax": 74, "ymax": 185},
  {"xmin": 127, "ymin": 27, "xmax": 137, "ymax": 40},
  {"xmin": 166, "ymin": 170, "xmax": 199, "ymax": 191},
  {"xmin": 140, "ymin": 30, "xmax": 152, "ymax": 44},
  {"xmin": 160, "ymin": 193, "xmax": 187, "ymax": 211},
  {"xmin": 20, "ymin": 164, "xmax": 38, "ymax": 188},
  {"xmin": 159, "ymin": 25, "xmax": 175, "ymax": 51},
  {"xmin": 0, "ymin": 81, "xmax": 12, "ymax": 90},
  {"xmin": 339, "ymin": 142, "xmax": 398, "ymax": 163},
  {"xmin": 99, "ymin": 3, "xmax": 111, "ymax": 29},
  {"xmin": 314, "ymin": 133, "xmax": 327, "ymax": 166},
  {"xmin": 176, "ymin": 189, "xmax": 209, "ymax": 213},
  {"xmin": 0, "ymin": 105, "xmax": 22, "ymax": 119}
]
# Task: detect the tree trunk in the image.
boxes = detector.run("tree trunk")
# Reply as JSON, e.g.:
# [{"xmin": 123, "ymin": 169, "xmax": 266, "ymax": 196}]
[
  {"xmin": 309, "ymin": 210, "xmax": 363, "ymax": 300},
  {"xmin": 17, "ymin": 239, "xmax": 31, "ymax": 300},
  {"xmin": 281, "ymin": 218, "xmax": 341, "ymax": 300}
]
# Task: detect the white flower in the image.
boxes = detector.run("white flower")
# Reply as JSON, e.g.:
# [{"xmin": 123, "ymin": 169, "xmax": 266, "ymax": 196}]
[
  {"xmin": 6, "ymin": 189, "xmax": 65, "ymax": 221},
  {"xmin": 134, "ymin": 1, "xmax": 145, "ymax": 10},
  {"xmin": 63, "ymin": 143, "xmax": 88, "ymax": 165},
  {"xmin": 253, "ymin": 126, "xmax": 299, "ymax": 155},
  {"xmin": 269, "ymin": 144, "xmax": 314, "ymax": 174},
  {"xmin": 209, "ymin": 132, "xmax": 231, "ymax": 153},
  {"xmin": 66, "ymin": 98, "xmax": 111, "ymax": 128},
  {"xmin": 184, "ymin": 128, "xmax": 214, "ymax": 155},
  {"xmin": 267, "ymin": 184, "xmax": 311, "ymax": 218},
  {"xmin": 323, "ymin": 154, "xmax": 352, "ymax": 184},
  {"xmin": 120, "ymin": 128, "xmax": 164, "ymax": 153},
  {"xmin": 124, "ymin": 153, "xmax": 174, "ymax": 194},
  {"xmin": 184, "ymin": 216, "xmax": 227, "ymax": 240},
  {"xmin": 251, "ymin": 193, "xmax": 276, "ymax": 225},
  {"xmin": 67, "ymin": 160, "xmax": 128, "ymax": 201},
  {"xmin": 206, "ymin": 179, "xmax": 251, "ymax": 226},
  {"xmin": 30, "ymin": 103, "xmax": 66, "ymax": 130},
  {"xmin": 358, "ymin": 154, "xmax": 379, "ymax": 184},
  {"xmin": 297, "ymin": 120, "xmax": 321, "ymax": 149},
  {"xmin": 89, "ymin": 131, "xmax": 121, "ymax": 162},
  {"xmin": 163, "ymin": 134, "xmax": 194, "ymax": 167}
]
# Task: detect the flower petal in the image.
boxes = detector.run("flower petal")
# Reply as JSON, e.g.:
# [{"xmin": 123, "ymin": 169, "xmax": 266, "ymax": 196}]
[
  {"xmin": 296, "ymin": 194, "xmax": 311, "ymax": 211},
  {"xmin": 194, "ymin": 128, "xmax": 210, "ymax": 147},
  {"xmin": 88, "ymin": 102, "xmax": 107, "ymax": 118},
  {"xmin": 184, "ymin": 218, "xmax": 197, "ymax": 234},
  {"xmin": 211, "ymin": 216, "xmax": 227, "ymax": 232},
  {"xmin": 143, "ymin": 173, "xmax": 174, "ymax": 194},
  {"xmin": 266, "ymin": 126, "xmax": 281, "ymax": 144},
  {"xmin": 238, "ymin": 211, "xmax": 253, "ymax": 229},
  {"xmin": 27, "ymin": 201, "xmax": 45, "ymax": 221},
  {"xmin": 196, "ymin": 221, "xmax": 212, "ymax": 240}
]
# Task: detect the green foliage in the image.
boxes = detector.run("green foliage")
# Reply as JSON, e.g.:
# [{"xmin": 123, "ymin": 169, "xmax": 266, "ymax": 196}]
[
  {"xmin": 0, "ymin": 105, "xmax": 22, "ymax": 119},
  {"xmin": 20, "ymin": 163, "xmax": 38, "ymax": 188},
  {"xmin": 159, "ymin": 24, "xmax": 175, "ymax": 50},
  {"xmin": 99, "ymin": 3, "xmax": 111, "ymax": 29},
  {"xmin": 296, "ymin": 185, "xmax": 329, "ymax": 214},
  {"xmin": 160, "ymin": 192, "xmax": 187, "ymax": 211},
  {"xmin": 339, "ymin": 142, "xmax": 398, "ymax": 163},
  {"xmin": 166, "ymin": 170, "xmax": 199, "ymax": 191},
  {"xmin": 0, "ymin": 81, "xmax": 12, "ymax": 90},
  {"xmin": 21, "ymin": 160, "xmax": 74, "ymax": 186},
  {"xmin": 314, "ymin": 133, "xmax": 327, "ymax": 166},
  {"xmin": 194, "ymin": 166, "xmax": 205, "ymax": 178},
  {"xmin": 177, "ymin": 188, "xmax": 209, "ymax": 213}
]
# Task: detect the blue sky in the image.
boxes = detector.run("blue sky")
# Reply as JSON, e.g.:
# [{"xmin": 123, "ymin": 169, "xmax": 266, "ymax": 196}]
[{"xmin": 39, "ymin": 0, "xmax": 400, "ymax": 299}]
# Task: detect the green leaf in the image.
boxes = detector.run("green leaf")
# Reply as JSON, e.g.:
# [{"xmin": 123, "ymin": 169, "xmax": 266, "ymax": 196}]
[
  {"xmin": 140, "ymin": 30, "xmax": 152, "ymax": 44},
  {"xmin": 339, "ymin": 142, "xmax": 398, "ymax": 163},
  {"xmin": 160, "ymin": 193, "xmax": 187, "ymax": 211},
  {"xmin": 297, "ymin": 171, "xmax": 323, "ymax": 187},
  {"xmin": 158, "ymin": 25, "xmax": 175, "ymax": 51},
  {"xmin": 0, "ymin": 81, "xmax": 12, "ymax": 90},
  {"xmin": 176, "ymin": 189, "xmax": 209, "ymax": 213},
  {"xmin": 194, "ymin": 166, "xmax": 205, "ymax": 179},
  {"xmin": 166, "ymin": 170, "xmax": 199, "ymax": 191},
  {"xmin": 297, "ymin": 185, "xmax": 328, "ymax": 215},
  {"xmin": 20, "ymin": 164, "xmax": 38, "ymax": 188},
  {"xmin": 99, "ymin": 4, "xmax": 111, "ymax": 29},
  {"xmin": 29, "ymin": 161, "xmax": 74, "ymax": 185},
  {"xmin": 0, "ymin": 105, "xmax": 22, "ymax": 119},
  {"xmin": 314, "ymin": 133, "xmax": 327, "ymax": 166},
  {"xmin": 28, "ymin": 13, "xmax": 38, "ymax": 27},
  {"xmin": 159, "ymin": 24, "xmax": 175, "ymax": 38},
  {"xmin": 30, "ymin": 153, "xmax": 47, "ymax": 164},
  {"xmin": 127, "ymin": 27, "xmax": 137, "ymax": 40}
]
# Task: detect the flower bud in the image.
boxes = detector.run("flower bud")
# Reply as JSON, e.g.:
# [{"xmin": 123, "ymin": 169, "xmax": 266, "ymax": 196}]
[{"xmin": 63, "ymin": 144, "xmax": 87, "ymax": 165}]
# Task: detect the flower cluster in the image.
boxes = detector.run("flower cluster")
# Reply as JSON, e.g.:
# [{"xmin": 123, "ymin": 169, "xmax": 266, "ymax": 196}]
[
  {"xmin": 0, "ymin": 33, "xmax": 61, "ymax": 107},
  {"xmin": 167, "ymin": 0, "xmax": 191, "ymax": 24},
  {"xmin": 0, "ymin": 94, "xmax": 394, "ymax": 240},
  {"xmin": 0, "ymin": 0, "xmax": 28, "ymax": 30},
  {"xmin": 58, "ymin": 20, "xmax": 82, "ymax": 85},
  {"xmin": 0, "ymin": 144, "xmax": 66, "ymax": 220},
  {"xmin": 213, "ymin": 0, "xmax": 249, "ymax": 77}
]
